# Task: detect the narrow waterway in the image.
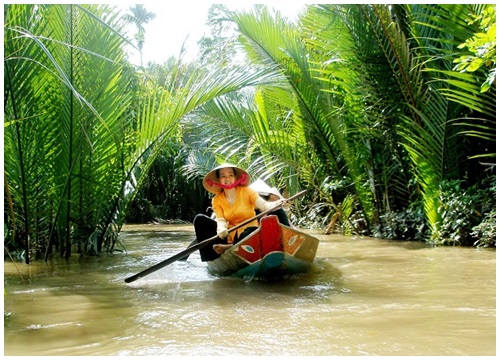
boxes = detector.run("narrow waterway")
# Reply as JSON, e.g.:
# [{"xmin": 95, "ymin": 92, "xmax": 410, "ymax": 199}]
[{"xmin": 4, "ymin": 224, "xmax": 496, "ymax": 356}]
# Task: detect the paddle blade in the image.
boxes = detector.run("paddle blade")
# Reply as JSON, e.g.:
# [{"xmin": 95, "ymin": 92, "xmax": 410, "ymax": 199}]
[{"xmin": 124, "ymin": 237, "xmax": 214, "ymax": 283}]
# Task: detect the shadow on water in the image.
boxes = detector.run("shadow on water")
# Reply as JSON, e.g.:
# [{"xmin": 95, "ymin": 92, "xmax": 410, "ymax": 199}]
[
  {"xmin": 119, "ymin": 227, "xmax": 348, "ymax": 307},
  {"xmin": 122, "ymin": 254, "xmax": 346, "ymax": 310}
]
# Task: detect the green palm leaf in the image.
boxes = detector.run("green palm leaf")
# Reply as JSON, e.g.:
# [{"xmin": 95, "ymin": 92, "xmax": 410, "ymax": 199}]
[{"xmin": 228, "ymin": 5, "xmax": 376, "ymax": 224}]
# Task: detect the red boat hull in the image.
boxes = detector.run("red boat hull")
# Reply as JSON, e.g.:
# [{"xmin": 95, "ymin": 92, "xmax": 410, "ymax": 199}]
[{"xmin": 207, "ymin": 215, "xmax": 319, "ymax": 279}]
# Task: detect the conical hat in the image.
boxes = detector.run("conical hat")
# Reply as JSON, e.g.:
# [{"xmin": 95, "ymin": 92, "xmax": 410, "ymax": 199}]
[
  {"xmin": 203, "ymin": 163, "xmax": 251, "ymax": 195},
  {"xmin": 249, "ymin": 179, "xmax": 283, "ymax": 199}
]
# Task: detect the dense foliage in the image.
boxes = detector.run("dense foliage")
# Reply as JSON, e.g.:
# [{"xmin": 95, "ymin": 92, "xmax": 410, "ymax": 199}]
[
  {"xmin": 4, "ymin": 4, "xmax": 496, "ymax": 263},
  {"xmin": 180, "ymin": 4, "xmax": 495, "ymax": 246}
]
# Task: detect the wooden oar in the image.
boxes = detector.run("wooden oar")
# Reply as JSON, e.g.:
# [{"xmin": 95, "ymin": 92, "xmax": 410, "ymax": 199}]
[
  {"xmin": 178, "ymin": 239, "xmax": 198, "ymax": 261},
  {"xmin": 124, "ymin": 190, "xmax": 306, "ymax": 283}
]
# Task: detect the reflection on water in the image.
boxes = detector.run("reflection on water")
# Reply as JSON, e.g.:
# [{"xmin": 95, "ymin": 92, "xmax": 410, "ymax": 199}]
[{"xmin": 4, "ymin": 225, "xmax": 496, "ymax": 356}]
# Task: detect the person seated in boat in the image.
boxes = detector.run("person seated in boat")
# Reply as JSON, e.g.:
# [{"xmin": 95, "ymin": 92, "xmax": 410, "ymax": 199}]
[
  {"xmin": 249, "ymin": 179, "xmax": 291, "ymax": 227},
  {"xmin": 193, "ymin": 163, "xmax": 285, "ymax": 261}
]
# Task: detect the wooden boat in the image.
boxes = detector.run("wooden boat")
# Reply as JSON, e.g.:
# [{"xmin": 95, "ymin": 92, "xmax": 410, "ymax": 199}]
[{"xmin": 207, "ymin": 215, "xmax": 319, "ymax": 279}]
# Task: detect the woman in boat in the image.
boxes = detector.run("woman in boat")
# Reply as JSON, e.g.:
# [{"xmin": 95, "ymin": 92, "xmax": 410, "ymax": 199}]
[{"xmin": 194, "ymin": 164, "xmax": 284, "ymax": 261}]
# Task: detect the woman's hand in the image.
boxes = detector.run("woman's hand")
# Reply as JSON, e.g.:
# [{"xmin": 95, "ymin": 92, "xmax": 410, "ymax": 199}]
[
  {"xmin": 213, "ymin": 243, "xmax": 232, "ymax": 254},
  {"xmin": 216, "ymin": 218, "xmax": 229, "ymax": 239},
  {"xmin": 217, "ymin": 228, "xmax": 229, "ymax": 239}
]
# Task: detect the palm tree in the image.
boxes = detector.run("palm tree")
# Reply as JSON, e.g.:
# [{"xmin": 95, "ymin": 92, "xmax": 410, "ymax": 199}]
[
  {"xmin": 371, "ymin": 4, "xmax": 495, "ymax": 241},
  {"xmin": 4, "ymin": 4, "xmax": 135, "ymax": 260},
  {"xmin": 188, "ymin": 6, "xmax": 376, "ymax": 230},
  {"xmin": 123, "ymin": 4, "xmax": 156, "ymax": 66},
  {"xmin": 4, "ymin": 4, "xmax": 283, "ymax": 262},
  {"xmin": 187, "ymin": 4, "xmax": 495, "ymax": 242}
]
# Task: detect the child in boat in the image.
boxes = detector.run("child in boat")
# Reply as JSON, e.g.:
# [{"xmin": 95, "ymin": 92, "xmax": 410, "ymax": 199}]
[
  {"xmin": 193, "ymin": 164, "xmax": 285, "ymax": 261},
  {"xmin": 249, "ymin": 179, "xmax": 291, "ymax": 227}
]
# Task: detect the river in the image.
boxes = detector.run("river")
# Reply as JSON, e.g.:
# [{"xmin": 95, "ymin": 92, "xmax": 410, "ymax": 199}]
[{"xmin": 3, "ymin": 224, "xmax": 496, "ymax": 356}]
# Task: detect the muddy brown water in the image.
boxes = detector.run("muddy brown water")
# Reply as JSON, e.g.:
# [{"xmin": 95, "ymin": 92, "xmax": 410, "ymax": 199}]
[{"xmin": 3, "ymin": 224, "xmax": 496, "ymax": 356}]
